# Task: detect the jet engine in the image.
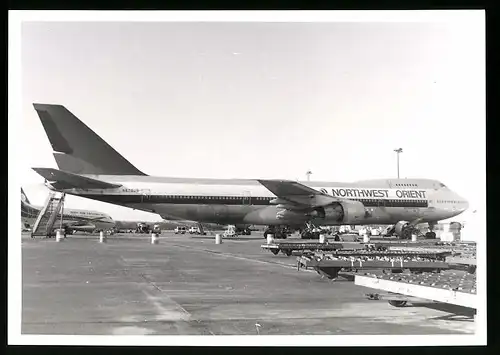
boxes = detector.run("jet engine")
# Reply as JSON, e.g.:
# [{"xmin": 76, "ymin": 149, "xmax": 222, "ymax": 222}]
[
  {"xmin": 310, "ymin": 200, "xmax": 367, "ymax": 224},
  {"xmin": 394, "ymin": 221, "xmax": 410, "ymax": 236},
  {"xmin": 393, "ymin": 220, "xmax": 421, "ymax": 239}
]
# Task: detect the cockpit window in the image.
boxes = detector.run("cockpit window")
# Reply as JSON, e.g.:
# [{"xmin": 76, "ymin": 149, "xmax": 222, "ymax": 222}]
[{"xmin": 439, "ymin": 183, "xmax": 447, "ymax": 188}]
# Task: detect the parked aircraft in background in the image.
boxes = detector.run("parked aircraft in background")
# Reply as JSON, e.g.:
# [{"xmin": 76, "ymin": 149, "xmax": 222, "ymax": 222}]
[
  {"xmin": 31, "ymin": 104, "xmax": 469, "ymax": 239},
  {"xmin": 21, "ymin": 188, "xmax": 115, "ymax": 234}
]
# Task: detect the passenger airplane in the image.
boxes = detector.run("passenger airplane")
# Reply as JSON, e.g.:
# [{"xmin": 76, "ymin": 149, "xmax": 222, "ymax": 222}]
[
  {"xmin": 31, "ymin": 104, "xmax": 469, "ymax": 239},
  {"xmin": 21, "ymin": 188, "xmax": 115, "ymax": 234}
]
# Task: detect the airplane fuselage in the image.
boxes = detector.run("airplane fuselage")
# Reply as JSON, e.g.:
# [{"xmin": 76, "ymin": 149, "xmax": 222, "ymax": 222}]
[{"xmin": 52, "ymin": 176, "xmax": 468, "ymax": 228}]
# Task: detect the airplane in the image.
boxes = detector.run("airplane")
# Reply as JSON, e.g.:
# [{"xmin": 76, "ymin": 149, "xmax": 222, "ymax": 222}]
[
  {"xmin": 30, "ymin": 103, "xmax": 469, "ymax": 239},
  {"xmin": 21, "ymin": 187, "xmax": 116, "ymax": 235}
]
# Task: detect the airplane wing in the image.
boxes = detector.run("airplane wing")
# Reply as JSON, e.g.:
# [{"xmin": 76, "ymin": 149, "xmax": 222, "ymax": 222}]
[
  {"xmin": 257, "ymin": 179, "xmax": 341, "ymax": 208},
  {"xmin": 32, "ymin": 168, "xmax": 122, "ymax": 190}
]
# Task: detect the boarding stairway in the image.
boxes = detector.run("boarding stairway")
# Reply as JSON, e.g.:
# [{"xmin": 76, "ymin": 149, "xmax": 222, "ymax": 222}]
[{"xmin": 31, "ymin": 192, "xmax": 66, "ymax": 238}]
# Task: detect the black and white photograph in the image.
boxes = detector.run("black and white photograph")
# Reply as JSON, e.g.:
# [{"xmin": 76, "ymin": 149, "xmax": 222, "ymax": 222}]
[{"xmin": 9, "ymin": 10, "xmax": 486, "ymax": 346}]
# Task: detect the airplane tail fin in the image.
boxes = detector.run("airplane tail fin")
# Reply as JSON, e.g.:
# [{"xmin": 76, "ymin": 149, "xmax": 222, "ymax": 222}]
[{"xmin": 33, "ymin": 104, "xmax": 146, "ymax": 176}]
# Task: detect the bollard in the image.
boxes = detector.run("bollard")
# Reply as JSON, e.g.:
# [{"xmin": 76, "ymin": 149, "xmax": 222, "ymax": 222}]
[
  {"xmin": 266, "ymin": 234, "xmax": 274, "ymax": 245},
  {"xmin": 99, "ymin": 231, "xmax": 106, "ymax": 243},
  {"xmin": 411, "ymin": 234, "xmax": 417, "ymax": 242},
  {"xmin": 363, "ymin": 233, "xmax": 370, "ymax": 243},
  {"xmin": 151, "ymin": 233, "xmax": 159, "ymax": 244},
  {"xmin": 319, "ymin": 234, "xmax": 327, "ymax": 244},
  {"xmin": 55, "ymin": 229, "xmax": 63, "ymax": 242},
  {"xmin": 215, "ymin": 234, "xmax": 222, "ymax": 244}
]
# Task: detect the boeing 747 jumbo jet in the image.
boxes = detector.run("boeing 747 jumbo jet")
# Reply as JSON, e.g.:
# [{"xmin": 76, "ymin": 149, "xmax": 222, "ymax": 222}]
[
  {"xmin": 30, "ymin": 104, "xmax": 469, "ymax": 239},
  {"xmin": 21, "ymin": 188, "xmax": 115, "ymax": 234}
]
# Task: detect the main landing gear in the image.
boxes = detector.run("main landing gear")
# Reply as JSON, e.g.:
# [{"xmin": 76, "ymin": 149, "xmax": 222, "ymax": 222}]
[
  {"xmin": 300, "ymin": 223, "xmax": 321, "ymax": 240},
  {"xmin": 401, "ymin": 225, "xmax": 436, "ymax": 240},
  {"xmin": 400, "ymin": 226, "xmax": 419, "ymax": 240},
  {"xmin": 263, "ymin": 226, "xmax": 291, "ymax": 239},
  {"xmin": 238, "ymin": 228, "xmax": 252, "ymax": 236}
]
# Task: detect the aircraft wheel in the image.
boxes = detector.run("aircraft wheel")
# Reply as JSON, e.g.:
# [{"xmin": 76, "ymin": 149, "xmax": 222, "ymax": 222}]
[{"xmin": 425, "ymin": 232, "xmax": 436, "ymax": 239}]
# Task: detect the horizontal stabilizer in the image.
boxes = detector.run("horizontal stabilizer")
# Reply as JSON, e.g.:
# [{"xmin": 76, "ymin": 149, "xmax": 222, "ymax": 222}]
[{"xmin": 32, "ymin": 168, "xmax": 122, "ymax": 190}]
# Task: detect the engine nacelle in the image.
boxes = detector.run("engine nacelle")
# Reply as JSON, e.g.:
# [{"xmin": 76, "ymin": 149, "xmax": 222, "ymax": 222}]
[
  {"xmin": 337, "ymin": 200, "xmax": 367, "ymax": 224},
  {"xmin": 308, "ymin": 204, "xmax": 341, "ymax": 220},
  {"xmin": 311, "ymin": 200, "xmax": 367, "ymax": 224},
  {"xmin": 394, "ymin": 221, "xmax": 410, "ymax": 236}
]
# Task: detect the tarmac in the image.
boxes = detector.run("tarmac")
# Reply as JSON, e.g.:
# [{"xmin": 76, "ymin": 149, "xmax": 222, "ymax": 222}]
[{"xmin": 21, "ymin": 232, "xmax": 476, "ymax": 335}]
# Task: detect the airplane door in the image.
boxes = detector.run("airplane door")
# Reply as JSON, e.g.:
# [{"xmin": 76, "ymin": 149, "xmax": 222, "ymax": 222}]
[
  {"xmin": 386, "ymin": 180, "xmax": 393, "ymax": 189},
  {"xmin": 243, "ymin": 190, "xmax": 252, "ymax": 205},
  {"xmin": 141, "ymin": 189, "xmax": 152, "ymax": 203}
]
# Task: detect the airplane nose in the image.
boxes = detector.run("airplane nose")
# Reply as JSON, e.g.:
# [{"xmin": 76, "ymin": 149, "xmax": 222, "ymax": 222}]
[{"xmin": 460, "ymin": 196, "xmax": 469, "ymax": 211}]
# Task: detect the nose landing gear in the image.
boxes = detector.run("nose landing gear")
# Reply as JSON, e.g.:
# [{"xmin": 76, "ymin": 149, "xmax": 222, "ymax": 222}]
[{"xmin": 424, "ymin": 223, "xmax": 437, "ymax": 239}]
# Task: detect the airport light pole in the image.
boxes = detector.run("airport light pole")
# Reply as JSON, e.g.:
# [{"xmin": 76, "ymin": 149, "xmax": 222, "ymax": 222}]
[
  {"xmin": 306, "ymin": 170, "xmax": 312, "ymax": 182},
  {"xmin": 394, "ymin": 148, "xmax": 403, "ymax": 179}
]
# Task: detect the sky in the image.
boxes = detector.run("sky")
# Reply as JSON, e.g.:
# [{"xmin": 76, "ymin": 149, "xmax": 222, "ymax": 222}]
[{"xmin": 18, "ymin": 14, "xmax": 485, "ymax": 224}]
